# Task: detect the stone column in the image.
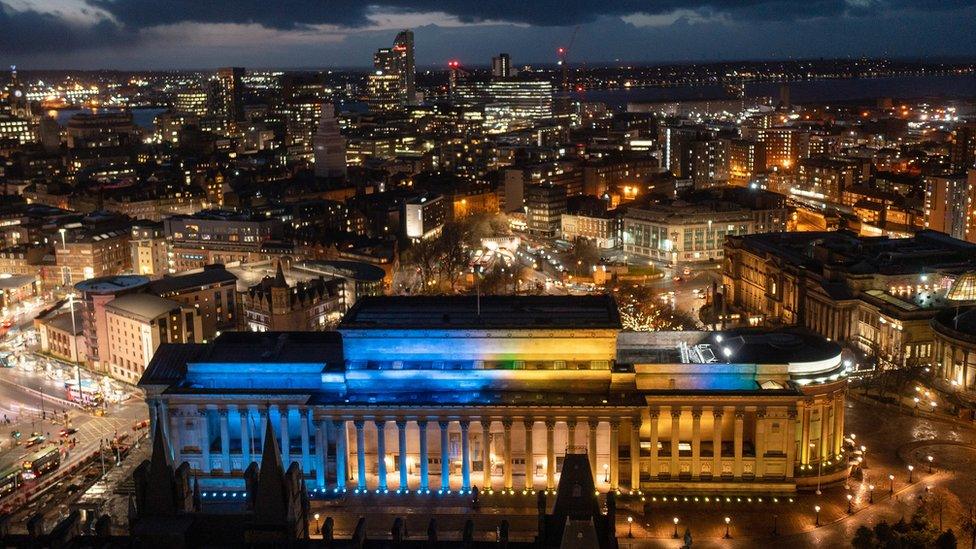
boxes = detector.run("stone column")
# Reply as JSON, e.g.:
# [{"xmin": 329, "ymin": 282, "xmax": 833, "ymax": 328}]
[
  {"xmin": 200, "ymin": 407, "xmax": 211, "ymax": 473},
  {"xmin": 375, "ymin": 419, "xmax": 387, "ymax": 492},
  {"xmin": 396, "ymin": 420, "xmax": 408, "ymax": 492},
  {"xmin": 219, "ymin": 408, "xmax": 230, "ymax": 473},
  {"xmin": 503, "ymin": 419, "xmax": 514, "ymax": 490},
  {"xmin": 630, "ymin": 416, "xmax": 641, "ymax": 491},
  {"xmin": 833, "ymin": 394, "xmax": 845, "ymax": 458},
  {"xmin": 240, "ymin": 406, "xmax": 251, "ymax": 466},
  {"xmin": 439, "ymin": 420, "xmax": 450, "ymax": 492},
  {"xmin": 800, "ymin": 403, "xmax": 811, "ymax": 465},
  {"xmin": 148, "ymin": 398, "xmax": 158, "ymax": 439},
  {"xmin": 669, "ymin": 409, "xmax": 680, "ymax": 479},
  {"xmin": 733, "ymin": 411, "xmax": 744, "ymax": 478},
  {"xmin": 785, "ymin": 410, "xmax": 797, "ymax": 478},
  {"xmin": 418, "ymin": 420, "xmax": 430, "ymax": 492},
  {"xmin": 300, "ymin": 408, "xmax": 311, "ymax": 474},
  {"xmin": 567, "ymin": 418, "xmax": 577, "ymax": 450},
  {"xmin": 460, "ymin": 420, "xmax": 471, "ymax": 492},
  {"xmin": 818, "ymin": 402, "xmax": 830, "ymax": 462},
  {"xmin": 334, "ymin": 420, "xmax": 347, "ymax": 491},
  {"xmin": 587, "ymin": 419, "xmax": 599, "ymax": 481},
  {"xmin": 169, "ymin": 410, "xmax": 181, "ymax": 463},
  {"xmin": 315, "ymin": 419, "xmax": 328, "ymax": 489},
  {"xmin": 712, "ymin": 409, "xmax": 723, "ymax": 478},
  {"xmin": 545, "ymin": 419, "xmax": 556, "ymax": 491},
  {"xmin": 354, "ymin": 419, "xmax": 367, "ymax": 491},
  {"xmin": 609, "ymin": 420, "xmax": 620, "ymax": 490},
  {"xmin": 755, "ymin": 408, "xmax": 767, "ymax": 478},
  {"xmin": 481, "ymin": 419, "xmax": 491, "ymax": 490},
  {"xmin": 259, "ymin": 407, "xmax": 268, "ymax": 451},
  {"xmin": 649, "ymin": 410, "xmax": 660, "ymax": 478},
  {"xmin": 691, "ymin": 409, "xmax": 702, "ymax": 480},
  {"xmin": 523, "ymin": 418, "xmax": 535, "ymax": 490},
  {"xmin": 279, "ymin": 407, "xmax": 291, "ymax": 467}
]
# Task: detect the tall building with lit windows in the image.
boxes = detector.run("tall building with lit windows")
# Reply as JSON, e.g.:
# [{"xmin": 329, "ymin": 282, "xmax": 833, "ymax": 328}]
[
  {"xmin": 924, "ymin": 171, "xmax": 976, "ymax": 243},
  {"xmin": 367, "ymin": 30, "xmax": 416, "ymax": 110},
  {"xmin": 213, "ymin": 67, "xmax": 245, "ymax": 129},
  {"xmin": 756, "ymin": 127, "xmax": 805, "ymax": 170},
  {"xmin": 141, "ymin": 295, "xmax": 849, "ymax": 496}
]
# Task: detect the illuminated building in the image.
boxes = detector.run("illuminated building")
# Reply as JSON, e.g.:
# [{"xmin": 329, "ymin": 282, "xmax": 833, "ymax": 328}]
[
  {"xmin": 141, "ymin": 295, "xmax": 849, "ymax": 495},
  {"xmin": 75, "ymin": 275, "xmax": 150, "ymax": 373},
  {"xmin": 491, "ymin": 53, "xmax": 512, "ymax": 78},
  {"xmin": 0, "ymin": 115, "xmax": 35, "ymax": 144},
  {"xmin": 163, "ymin": 210, "xmax": 283, "ymax": 271},
  {"xmin": 404, "ymin": 193, "xmax": 448, "ymax": 240},
  {"xmin": 2, "ymin": 65, "xmax": 31, "ymax": 119},
  {"xmin": 924, "ymin": 171, "xmax": 976, "ymax": 243},
  {"xmin": 794, "ymin": 157, "xmax": 861, "ymax": 205},
  {"xmin": 561, "ymin": 211, "xmax": 618, "ymax": 248},
  {"xmin": 148, "ymin": 263, "xmax": 238, "ymax": 341},
  {"xmin": 933, "ymin": 293, "xmax": 976, "ymax": 390},
  {"xmin": 312, "ymin": 103, "xmax": 347, "ymax": 179},
  {"xmin": 213, "ymin": 67, "xmax": 245, "ymax": 130},
  {"xmin": 55, "ymin": 228, "xmax": 131, "ymax": 286},
  {"xmin": 756, "ymin": 127, "xmax": 805, "ymax": 170},
  {"xmin": 950, "ymin": 123, "xmax": 976, "ymax": 172},
  {"xmin": 241, "ymin": 262, "xmax": 346, "ymax": 332},
  {"xmin": 724, "ymin": 230, "xmax": 976, "ymax": 366},
  {"xmin": 367, "ymin": 30, "xmax": 415, "ymax": 110},
  {"xmin": 129, "ymin": 222, "xmax": 168, "ymax": 277},
  {"xmin": 622, "ymin": 188, "xmax": 788, "ymax": 265},
  {"xmin": 173, "ymin": 89, "xmax": 210, "ymax": 117},
  {"xmin": 36, "ymin": 308, "xmax": 85, "ymax": 364},
  {"xmin": 728, "ymin": 139, "xmax": 763, "ymax": 187},
  {"xmin": 526, "ymin": 183, "xmax": 567, "ymax": 237}
]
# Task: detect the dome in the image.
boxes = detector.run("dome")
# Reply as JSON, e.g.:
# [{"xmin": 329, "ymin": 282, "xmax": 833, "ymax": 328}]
[{"xmin": 948, "ymin": 272, "xmax": 976, "ymax": 301}]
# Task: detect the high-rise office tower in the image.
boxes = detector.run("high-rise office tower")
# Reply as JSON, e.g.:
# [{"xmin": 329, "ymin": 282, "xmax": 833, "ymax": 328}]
[
  {"xmin": 491, "ymin": 53, "xmax": 511, "ymax": 78},
  {"xmin": 313, "ymin": 103, "xmax": 347, "ymax": 179},
  {"xmin": 951, "ymin": 123, "xmax": 976, "ymax": 172},
  {"xmin": 367, "ymin": 30, "xmax": 415, "ymax": 110},
  {"xmin": 213, "ymin": 67, "xmax": 245, "ymax": 128}
]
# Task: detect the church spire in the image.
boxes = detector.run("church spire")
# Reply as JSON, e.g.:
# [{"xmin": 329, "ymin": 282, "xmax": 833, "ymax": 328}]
[{"xmin": 253, "ymin": 410, "xmax": 288, "ymax": 522}]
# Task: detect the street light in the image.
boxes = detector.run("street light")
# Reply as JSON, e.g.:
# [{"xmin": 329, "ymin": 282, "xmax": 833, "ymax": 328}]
[
  {"xmin": 889, "ymin": 474, "xmax": 895, "ymax": 494},
  {"xmin": 313, "ymin": 512, "xmax": 321, "ymax": 534},
  {"xmin": 927, "ymin": 455, "xmax": 933, "ymax": 473},
  {"xmin": 627, "ymin": 516, "xmax": 633, "ymax": 538},
  {"xmin": 814, "ymin": 505, "xmax": 821, "ymax": 527},
  {"xmin": 672, "ymin": 517, "xmax": 680, "ymax": 539},
  {"xmin": 603, "ymin": 463, "xmax": 609, "ymax": 483},
  {"xmin": 810, "ymin": 442, "xmax": 822, "ymax": 495},
  {"xmin": 869, "ymin": 484, "xmax": 875, "ymax": 504},
  {"xmin": 846, "ymin": 493, "xmax": 853, "ymax": 514},
  {"xmin": 59, "ymin": 227, "xmax": 67, "ymax": 251},
  {"xmin": 908, "ymin": 464, "xmax": 914, "ymax": 483},
  {"xmin": 723, "ymin": 516, "xmax": 731, "ymax": 539}
]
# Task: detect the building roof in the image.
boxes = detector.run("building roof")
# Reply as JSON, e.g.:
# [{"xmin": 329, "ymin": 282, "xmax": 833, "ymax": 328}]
[
  {"xmin": 147, "ymin": 264, "xmax": 237, "ymax": 295},
  {"xmin": 339, "ymin": 294, "xmax": 622, "ymax": 330},
  {"xmin": 294, "ymin": 260, "xmax": 385, "ymax": 282},
  {"xmin": 948, "ymin": 271, "xmax": 976, "ymax": 301},
  {"xmin": 40, "ymin": 309, "xmax": 84, "ymax": 335},
  {"xmin": 0, "ymin": 273, "xmax": 36, "ymax": 289},
  {"xmin": 105, "ymin": 294, "xmax": 182, "ymax": 321},
  {"xmin": 75, "ymin": 275, "xmax": 149, "ymax": 295}
]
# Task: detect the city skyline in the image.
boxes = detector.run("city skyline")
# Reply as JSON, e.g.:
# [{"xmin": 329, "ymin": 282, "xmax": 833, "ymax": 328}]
[{"xmin": 2, "ymin": 0, "xmax": 976, "ymax": 69}]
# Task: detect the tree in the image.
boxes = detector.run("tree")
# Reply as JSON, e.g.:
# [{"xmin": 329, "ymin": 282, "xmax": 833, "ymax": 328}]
[
  {"xmin": 959, "ymin": 504, "xmax": 976, "ymax": 549},
  {"xmin": 405, "ymin": 238, "xmax": 441, "ymax": 293},
  {"xmin": 928, "ymin": 487, "xmax": 954, "ymax": 531},
  {"xmin": 438, "ymin": 221, "xmax": 472, "ymax": 292},
  {"xmin": 936, "ymin": 529, "xmax": 959, "ymax": 549},
  {"xmin": 852, "ymin": 525, "xmax": 876, "ymax": 549}
]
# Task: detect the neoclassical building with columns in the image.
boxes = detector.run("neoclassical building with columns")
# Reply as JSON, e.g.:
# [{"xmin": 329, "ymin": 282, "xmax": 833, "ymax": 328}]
[{"xmin": 140, "ymin": 295, "xmax": 849, "ymax": 496}]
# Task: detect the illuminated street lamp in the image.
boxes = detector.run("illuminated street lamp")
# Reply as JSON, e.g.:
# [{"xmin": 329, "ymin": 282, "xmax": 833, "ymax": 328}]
[
  {"xmin": 907, "ymin": 465, "xmax": 914, "ymax": 483},
  {"xmin": 723, "ymin": 517, "xmax": 731, "ymax": 539},
  {"xmin": 846, "ymin": 493, "xmax": 853, "ymax": 514},
  {"xmin": 672, "ymin": 517, "xmax": 680, "ymax": 538},
  {"xmin": 603, "ymin": 463, "xmax": 609, "ymax": 483},
  {"xmin": 313, "ymin": 512, "xmax": 321, "ymax": 534},
  {"xmin": 814, "ymin": 505, "xmax": 821, "ymax": 526},
  {"xmin": 927, "ymin": 455, "xmax": 934, "ymax": 473},
  {"xmin": 889, "ymin": 474, "xmax": 895, "ymax": 494},
  {"xmin": 627, "ymin": 516, "xmax": 633, "ymax": 538},
  {"xmin": 869, "ymin": 484, "xmax": 875, "ymax": 504}
]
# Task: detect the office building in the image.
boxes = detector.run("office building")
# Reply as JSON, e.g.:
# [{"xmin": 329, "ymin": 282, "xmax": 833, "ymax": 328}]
[
  {"xmin": 130, "ymin": 222, "xmax": 169, "ymax": 278},
  {"xmin": 163, "ymin": 210, "xmax": 284, "ymax": 271},
  {"xmin": 795, "ymin": 157, "xmax": 861, "ymax": 205},
  {"xmin": 141, "ymin": 295, "xmax": 849, "ymax": 496},
  {"xmin": 925, "ymin": 171, "xmax": 976, "ymax": 242},
  {"xmin": 74, "ymin": 275, "xmax": 151, "ymax": 373},
  {"xmin": 367, "ymin": 30, "xmax": 415, "ymax": 110},
  {"xmin": 173, "ymin": 89, "xmax": 210, "ymax": 117},
  {"xmin": 312, "ymin": 103, "xmax": 346, "ymax": 179},
  {"xmin": 951, "ymin": 123, "xmax": 976, "ymax": 172},
  {"xmin": 148, "ymin": 263, "xmax": 238, "ymax": 342},
  {"xmin": 403, "ymin": 193, "xmax": 448, "ymax": 240},
  {"xmin": 492, "ymin": 53, "xmax": 512, "ymax": 78},
  {"xmin": 728, "ymin": 139, "xmax": 764, "ymax": 187},
  {"xmin": 526, "ymin": 184, "xmax": 567, "ymax": 237},
  {"xmin": 36, "ymin": 308, "xmax": 86, "ymax": 364},
  {"xmin": 214, "ymin": 67, "xmax": 245, "ymax": 128}
]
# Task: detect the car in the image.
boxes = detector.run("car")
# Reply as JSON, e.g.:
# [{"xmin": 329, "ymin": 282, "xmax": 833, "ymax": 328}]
[
  {"xmin": 132, "ymin": 419, "xmax": 149, "ymax": 431},
  {"xmin": 25, "ymin": 435, "xmax": 45, "ymax": 448},
  {"xmin": 59, "ymin": 428, "xmax": 77, "ymax": 437},
  {"xmin": 10, "ymin": 430, "xmax": 21, "ymax": 439}
]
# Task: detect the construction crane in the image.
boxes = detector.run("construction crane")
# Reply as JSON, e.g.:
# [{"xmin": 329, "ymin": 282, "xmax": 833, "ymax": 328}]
[{"xmin": 556, "ymin": 25, "xmax": 580, "ymax": 92}]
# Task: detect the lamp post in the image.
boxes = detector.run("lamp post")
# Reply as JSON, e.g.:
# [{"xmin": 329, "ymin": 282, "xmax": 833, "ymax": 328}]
[
  {"xmin": 869, "ymin": 484, "xmax": 875, "ymax": 504},
  {"xmin": 889, "ymin": 474, "xmax": 895, "ymax": 494},
  {"xmin": 627, "ymin": 516, "xmax": 633, "ymax": 538},
  {"xmin": 814, "ymin": 505, "xmax": 821, "ymax": 527},
  {"xmin": 907, "ymin": 464, "xmax": 914, "ymax": 483},
  {"xmin": 810, "ymin": 442, "xmax": 822, "ymax": 495},
  {"xmin": 927, "ymin": 455, "xmax": 933, "ymax": 473},
  {"xmin": 313, "ymin": 512, "xmax": 320, "ymax": 535},
  {"xmin": 723, "ymin": 516, "xmax": 731, "ymax": 539},
  {"xmin": 59, "ymin": 228, "xmax": 67, "ymax": 251},
  {"xmin": 860, "ymin": 445, "xmax": 867, "ymax": 467},
  {"xmin": 846, "ymin": 494, "xmax": 853, "ymax": 514},
  {"xmin": 672, "ymin": 517, "xmax": 680, "ymax": 539},
  {"xmin": 603, "ymin": 463, "xmax": 609, "ymax": 483}
]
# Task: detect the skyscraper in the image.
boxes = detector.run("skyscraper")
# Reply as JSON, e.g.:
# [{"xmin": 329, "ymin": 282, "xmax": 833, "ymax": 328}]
[
  {"xmin": 366, "ymin": 29, "xmax": 415, "ymax": 110},
  {"xmin": 313, "ymin": 103, "xmax": 347, "ymax": 179},
  {"xmin": 213, "ymin": 67, "xmax": 245, "ymax": 129},
  {"xmin": 491, "ymin": 53, "xmax": 511, "ymax": 78}
]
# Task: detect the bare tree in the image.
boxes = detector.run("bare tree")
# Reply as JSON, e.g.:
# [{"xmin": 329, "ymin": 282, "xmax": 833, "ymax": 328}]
[{"xmin": 960, "ymin": 503, "xmax": 976, "ymax": 549}]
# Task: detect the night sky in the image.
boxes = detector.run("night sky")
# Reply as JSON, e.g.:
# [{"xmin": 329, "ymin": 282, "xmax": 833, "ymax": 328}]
[{"xmin": 2, "ymin": 0, "xmax": 976, "ymax": 70}]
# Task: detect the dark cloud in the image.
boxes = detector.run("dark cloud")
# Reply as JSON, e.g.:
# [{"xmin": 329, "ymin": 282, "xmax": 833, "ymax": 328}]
[
  {"xmin": 0, "ymin": 2, "xmax": 130, "ymax": 54},
  {"xmin": 86, "ymin": 0, "xmax": 976, "ymax": 30}
]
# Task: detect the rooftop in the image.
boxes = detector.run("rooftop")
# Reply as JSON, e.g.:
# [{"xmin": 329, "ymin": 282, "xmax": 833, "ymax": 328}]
[
  {"xmin": 105, "ymin": 294, "xmax": 182, "ymax": 321},
  {"xmin": 339, "ymin": 294, "xmax": 622, "ymax": 330},
  {"xmin": 75, "ymin": 275, "xmax": 149, "ymax": 295},
  {"xmin": 148, "ymin": 264, "xmax": 237, "ymax": 295}
]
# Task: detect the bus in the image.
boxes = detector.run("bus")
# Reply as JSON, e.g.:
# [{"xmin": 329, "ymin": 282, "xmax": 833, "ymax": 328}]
[
  {"xmin": 22, "ymin": 448, "xmax": 60, "ymax": 480},
  {"xmin": 64, "ymin": 379, "xmax": 102, "ymax": 407},
  {"xmin": 0, "ymin": 465, "xmax": 21, "ymax": 497}
]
